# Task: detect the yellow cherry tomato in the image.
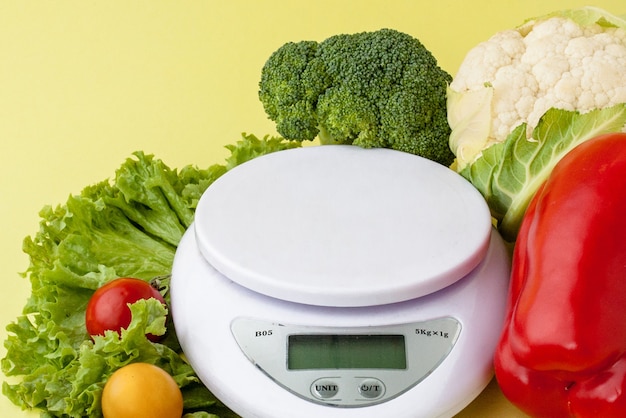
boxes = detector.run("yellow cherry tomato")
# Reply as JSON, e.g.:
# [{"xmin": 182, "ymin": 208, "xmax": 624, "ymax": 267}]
[{"xmin": 101, "ymin": 362, "xmax": 183, "ymax": 418}]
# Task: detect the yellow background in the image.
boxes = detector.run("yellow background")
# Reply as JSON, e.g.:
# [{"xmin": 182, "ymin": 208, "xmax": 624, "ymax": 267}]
[{"xmin": 1, "ymin": 1, "xmax": 623, "ymax": 416}]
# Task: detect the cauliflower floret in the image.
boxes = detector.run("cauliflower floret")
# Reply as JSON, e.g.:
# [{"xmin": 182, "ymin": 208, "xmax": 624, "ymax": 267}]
[{"xmin": 448, "ymin": 9, "xmax": 626, "ymax": 170}]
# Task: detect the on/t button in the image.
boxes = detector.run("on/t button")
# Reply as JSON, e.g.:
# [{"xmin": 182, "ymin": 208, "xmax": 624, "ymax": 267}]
[
  {"xmin": 311, "ymin": 378, "xmax": 340, "ymax": 399},
  {"xmin": 358, "ymin": 378, "xmax": 385, "ymax": 399}
]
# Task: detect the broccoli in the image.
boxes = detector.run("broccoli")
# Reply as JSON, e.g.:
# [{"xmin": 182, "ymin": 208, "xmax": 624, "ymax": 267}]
[{"xmin": 258, "ymin": 28, "xmax": 455, "ymax": 166}]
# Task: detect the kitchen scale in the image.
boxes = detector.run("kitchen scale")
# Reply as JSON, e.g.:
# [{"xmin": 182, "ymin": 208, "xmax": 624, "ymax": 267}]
[{"xmin": 171, "ymin": 145, "xmax": 510, "ymax": 418}]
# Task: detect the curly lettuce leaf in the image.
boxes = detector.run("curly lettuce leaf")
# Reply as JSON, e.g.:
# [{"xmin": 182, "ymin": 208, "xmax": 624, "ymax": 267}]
[
  {"xmin": 460, "ymin": 104, "xmax": 626, "ymax": 242},
  {"xmin": 3, "ymin": 133, "xmax": 299, "ymax": 417},
  {"xmin": 223, "ymin": 133, "xmax": 302, "ymax": 169},
  {"xmin": 98, "ymin": 153, "xmax": 195, "ymax": 247},
  {"xmin": 4, "ymin": 299, "xmax": 218, "ymax": 417}
]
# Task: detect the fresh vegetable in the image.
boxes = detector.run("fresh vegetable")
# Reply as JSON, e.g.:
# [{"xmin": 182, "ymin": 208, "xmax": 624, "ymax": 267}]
[
  {"xmin": 2, "ymin": 133, "xmax": 298, "ymax": 417},
  {"xmin": 459, "ymin": 105, "xmax": 626, "ymax": 241},
  {"xmin": 86, "ymin": 277, "xmax": 167, "ymax": 342},
  {"xmin": 448, "ymin": 6, "xmax": 626, "ymax": 169},
  {"xmin": 258, "ymin": 28, "xmax": 455, "ymax": 165},
  {"xmin": 447, "ymin": 6, "xmax": 626, "ymax": 240},
  {"xmin": 494, "ymin": 133, "xmax": 626, "ymax": 417},
  {"xmin": 101, "ymin": 362, "xmax": 183, "ymax": 418}
]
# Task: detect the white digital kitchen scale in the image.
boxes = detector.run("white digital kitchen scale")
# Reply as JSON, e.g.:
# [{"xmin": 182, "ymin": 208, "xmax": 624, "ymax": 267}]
[{"xmin": 171, "ymin": 145, "xmax": 510, "ymax": 418}]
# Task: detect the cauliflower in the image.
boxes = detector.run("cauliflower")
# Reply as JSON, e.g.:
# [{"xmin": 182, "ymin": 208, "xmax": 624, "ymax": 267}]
[
  {"xmin": 446, "ymin": 7, "xmax": 626, "ymax": 242},
  {"xmin": 448, "ymin": 6, "xmax": 626, "ymax": 170}
]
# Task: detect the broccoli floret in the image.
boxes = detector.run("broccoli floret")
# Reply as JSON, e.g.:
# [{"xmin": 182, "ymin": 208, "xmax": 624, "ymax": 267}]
[{"xmin": 258, "ymin": 28, "xmax": 455, "ymax": 166}]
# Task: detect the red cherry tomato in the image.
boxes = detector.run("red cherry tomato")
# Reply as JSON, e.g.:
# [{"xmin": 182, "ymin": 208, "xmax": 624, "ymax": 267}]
[{"xmin": 85, "ymin": 277, "xmax": 166, "ymax": 342}]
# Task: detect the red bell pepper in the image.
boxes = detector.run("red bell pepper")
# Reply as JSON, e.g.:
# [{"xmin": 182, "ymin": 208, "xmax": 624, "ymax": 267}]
[{"xmin": 494, "ymin": 132, "xmax": 626, "ymax": 417}]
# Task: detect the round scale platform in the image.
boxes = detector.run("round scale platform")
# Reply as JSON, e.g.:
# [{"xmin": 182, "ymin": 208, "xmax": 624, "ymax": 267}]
[{"xmin": 193, "ymin": 145, "xmax": 492, "ymax": 307}]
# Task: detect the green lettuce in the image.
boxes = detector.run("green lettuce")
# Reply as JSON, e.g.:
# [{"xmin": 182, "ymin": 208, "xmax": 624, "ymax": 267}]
[
  {"xmin": 460, "ymin": 104, "xmax": 626, "ymax": 242},
  {"xmin": 2, "ymin": 133, "xmax": 300, "ymax": 417}
]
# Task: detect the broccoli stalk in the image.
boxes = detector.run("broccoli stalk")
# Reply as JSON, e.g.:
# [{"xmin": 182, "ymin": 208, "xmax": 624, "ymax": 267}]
[{"xmin": 258, "ymin": 28, "xmax": 455, "ymax": 166}]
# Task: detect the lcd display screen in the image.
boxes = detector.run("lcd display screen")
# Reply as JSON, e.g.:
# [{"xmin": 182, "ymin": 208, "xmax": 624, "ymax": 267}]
[{"xmin": 287, "ymin": 334, "xmax": 407, "ymax": 370}]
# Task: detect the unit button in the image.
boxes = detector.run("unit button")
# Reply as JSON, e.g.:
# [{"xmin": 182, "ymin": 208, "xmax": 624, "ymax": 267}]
[
  {"xmin": 358, "ymin": 378, "xmax": 385, "ymax": 399},
  {"xmin": 311, "ymin": 379, "xmax": 340, "ymax": 399}
]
